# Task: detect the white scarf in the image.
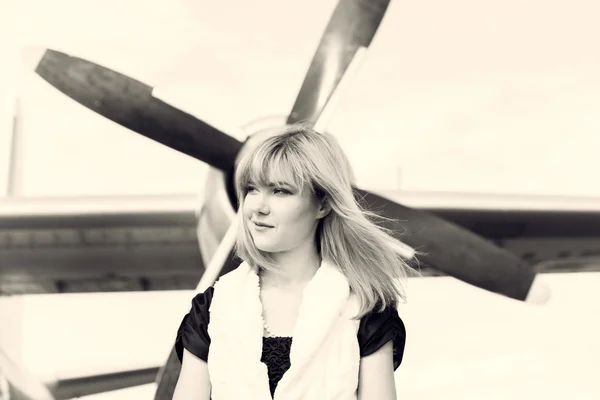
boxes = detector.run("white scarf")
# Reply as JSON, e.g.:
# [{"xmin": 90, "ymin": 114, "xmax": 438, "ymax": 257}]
[{"xmin": 207, "ymin": 259, "xmax": 361, "ymax": 400}]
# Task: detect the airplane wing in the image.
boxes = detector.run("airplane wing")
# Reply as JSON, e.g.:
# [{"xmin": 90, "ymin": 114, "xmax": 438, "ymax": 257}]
[
  {"xmin": 385, "ymin": 190, "xmax": 600, "ymax": 272},
  {"xmin": 2, "ymin": 191, "xmax": 600, "ymax": 296},
  {"xmin": 0, "ymin": 194, "xmax": 204, "ymax": 296}
]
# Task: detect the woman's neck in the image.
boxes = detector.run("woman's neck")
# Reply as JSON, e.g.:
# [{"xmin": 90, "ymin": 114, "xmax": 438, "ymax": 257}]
[{"xmin": 260, "ymin": 246, "xmax": 322, "ymax": 289}]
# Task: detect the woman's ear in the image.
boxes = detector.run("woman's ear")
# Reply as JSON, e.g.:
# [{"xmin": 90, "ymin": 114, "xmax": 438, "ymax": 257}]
[{"xmin": 317, "ymin": 196, "xmax": 332, "ymax": 219}]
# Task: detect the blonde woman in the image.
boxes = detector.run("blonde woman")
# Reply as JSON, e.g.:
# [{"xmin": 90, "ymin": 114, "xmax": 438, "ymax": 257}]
[{"xmin": 173, "ymin": 124, "xmax": 415, "ymax": 400}]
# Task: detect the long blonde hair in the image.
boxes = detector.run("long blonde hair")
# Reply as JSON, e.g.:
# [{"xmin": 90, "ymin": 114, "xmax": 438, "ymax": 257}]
[{"xmin": 233, "ymin": 123, "xmax": 418, "ymax": 318}]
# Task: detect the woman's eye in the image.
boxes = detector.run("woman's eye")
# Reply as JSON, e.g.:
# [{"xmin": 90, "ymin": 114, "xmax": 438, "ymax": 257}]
[{"xmin": 274, "ymin": 188, "xmax": 290, "ymax": 195}]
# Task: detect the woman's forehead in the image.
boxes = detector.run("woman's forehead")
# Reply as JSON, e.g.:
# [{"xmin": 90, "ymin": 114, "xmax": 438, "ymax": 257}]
[
  {"xmin": 251, "ymin": 175, "xmax": 304, "ymax": 189},
  {"xmin": 249, "ymin": 163, "xmax": 302, "ymax": 185}
]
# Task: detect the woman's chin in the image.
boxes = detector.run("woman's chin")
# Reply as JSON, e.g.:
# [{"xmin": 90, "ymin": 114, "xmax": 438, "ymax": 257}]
[{"xmin": 254, "ymin": 242, "xmax": 279, "ymax": 253}]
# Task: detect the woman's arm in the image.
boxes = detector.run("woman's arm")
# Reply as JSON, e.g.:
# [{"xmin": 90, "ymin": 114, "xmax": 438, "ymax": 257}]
[
  {"xmin": 357, "ymin": 340, "xmax": 397, "ymax": 400},
  {"xmin": 173, "ymin": 348, "xmax": 211, "ymax": 400}
]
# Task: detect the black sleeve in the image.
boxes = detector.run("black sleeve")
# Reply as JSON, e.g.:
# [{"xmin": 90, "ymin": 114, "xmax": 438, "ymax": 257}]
[
  {"xmin": 357, "ymin": 304, "xmax": 406, "ymax": 370},
  {"xmin": 175, "ymin": 286, "xmax": 214, "ymax": 363}
]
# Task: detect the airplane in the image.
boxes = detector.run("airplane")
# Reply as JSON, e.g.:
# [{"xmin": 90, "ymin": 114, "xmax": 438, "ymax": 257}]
[{"xmin": 3, "ymin": 0, "xmax": 600, "ymax": 398}]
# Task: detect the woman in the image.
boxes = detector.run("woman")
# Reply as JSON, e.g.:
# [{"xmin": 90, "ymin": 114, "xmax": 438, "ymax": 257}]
[{"xmin": 173, "ymin": 123, "xmax": 416, "ymax": 399}]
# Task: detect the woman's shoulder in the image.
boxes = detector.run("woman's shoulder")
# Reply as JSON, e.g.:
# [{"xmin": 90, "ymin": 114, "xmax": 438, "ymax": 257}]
[
  {"xmin": 357, "ymin": 302, "xmax": 406, "ymax": 370},
  {"xmin": 360, "ymin": 302, "xmax": 405, "ymax": 328},
  {"xmin": 189, "ymin": 286, "xmax": 215, "ymax": 307},
  {"xmin": 175, "ymin": 286, "xmax": 215, "ymax": 363}
]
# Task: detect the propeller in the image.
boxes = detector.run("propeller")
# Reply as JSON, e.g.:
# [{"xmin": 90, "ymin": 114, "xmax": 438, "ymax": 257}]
[
  {"xmin": 287, "ymin": 0, "xmax": 391, "ymax": 125},
  {"xmin": 29, "ymin": 48, "xmax": 242, "ymax": 172},
  {"xmin": 27, "ymin": 4, "xmax": 545, "ymax": 301},
  {"xmin": 355, "ymin": 189, "xmax": 537, "ymax": 301}
]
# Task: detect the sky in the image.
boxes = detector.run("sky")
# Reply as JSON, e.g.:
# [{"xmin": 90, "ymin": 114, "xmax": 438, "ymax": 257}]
[{"xmin": 2, "ymin": 0, "xmax": 600, "ymax": 198}]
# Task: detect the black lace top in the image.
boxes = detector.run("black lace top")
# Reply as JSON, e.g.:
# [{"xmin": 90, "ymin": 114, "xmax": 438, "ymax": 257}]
[
  {"xmin": 261, "ymin": 336, "xmax": 293, "ymax": 396},
  {"xmin": 175, "ymin": 287, "xmax": 406, "ymax": 398}
]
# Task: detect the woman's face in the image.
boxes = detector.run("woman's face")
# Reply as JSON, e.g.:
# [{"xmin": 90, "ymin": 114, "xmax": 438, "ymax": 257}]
[{"xmin": 242, "ymin": 180, "xmax": 327, "ymax": 254}]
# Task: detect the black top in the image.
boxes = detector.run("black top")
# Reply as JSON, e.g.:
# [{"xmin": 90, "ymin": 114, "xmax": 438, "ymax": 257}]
[{"xmin": 175, "ymin": 287, "xmax": 406, "ymax": 397}]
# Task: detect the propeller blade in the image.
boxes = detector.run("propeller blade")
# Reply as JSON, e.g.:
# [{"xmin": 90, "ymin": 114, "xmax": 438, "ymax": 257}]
[
  {"xmin": 47, "ymin": 367, "xmax": 159, "ymax": 400},
  {"xmin": 355, "ymin": 188, "xmax": 540, "ymax": 302},
  {"xmin": 287, "ymin": 0, "xmax": 390, "ymax": 125},
  {"xmin": 30, "ymin": 48, "xmax": 243, "ymax": 172}
]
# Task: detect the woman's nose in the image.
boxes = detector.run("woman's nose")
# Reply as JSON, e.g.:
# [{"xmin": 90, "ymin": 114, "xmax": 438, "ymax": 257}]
[{"xmin": 252, "ymin": 194, "xmax": 270, "ymax": 214}]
